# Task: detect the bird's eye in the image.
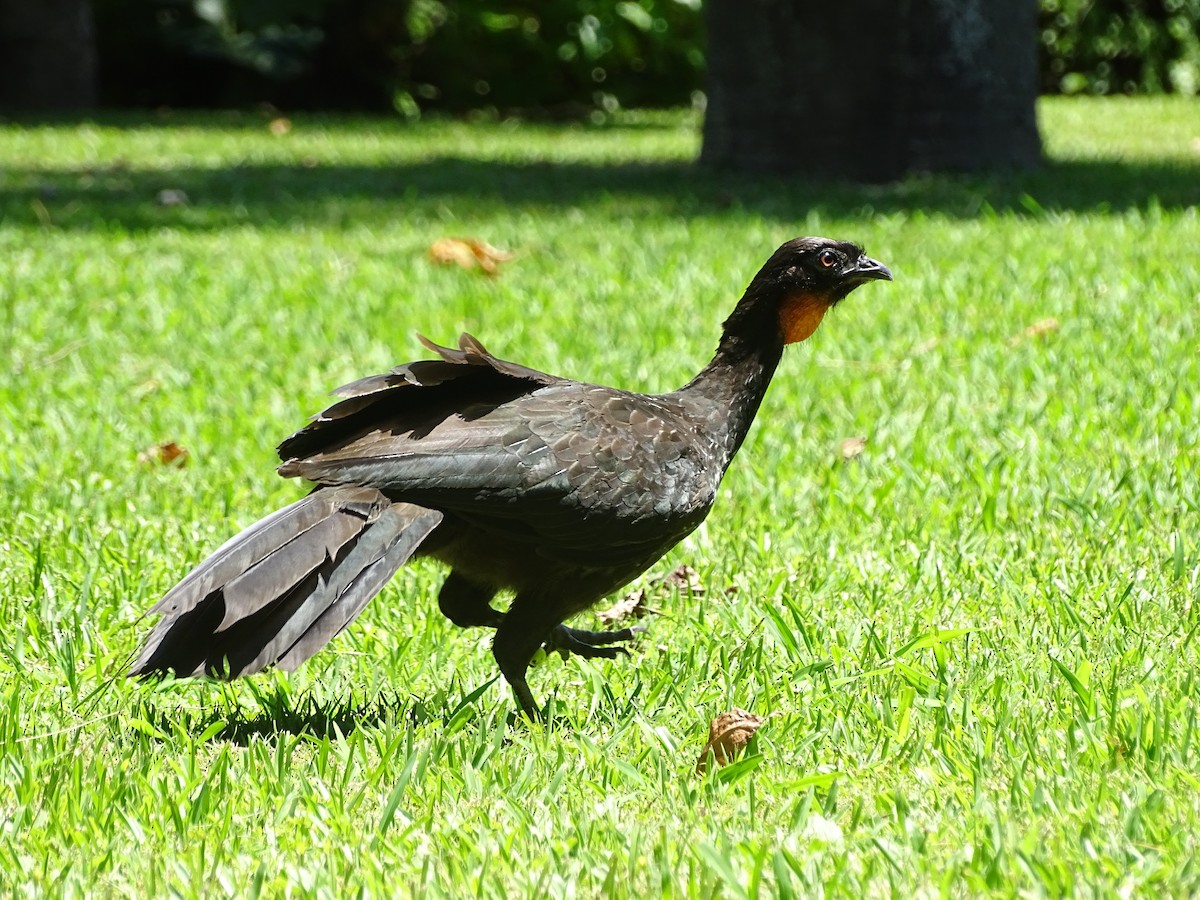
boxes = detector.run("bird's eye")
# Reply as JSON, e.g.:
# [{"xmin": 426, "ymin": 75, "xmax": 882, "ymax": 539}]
[{"xmin": 818, "ymin": 249, "xmax": 839, "ymax": 268}]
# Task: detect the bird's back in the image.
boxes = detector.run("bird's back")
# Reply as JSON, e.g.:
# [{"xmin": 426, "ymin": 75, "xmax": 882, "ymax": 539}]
[{"xmin": 278, "ymin": 336, "xmax": 727, "ymax": 573}]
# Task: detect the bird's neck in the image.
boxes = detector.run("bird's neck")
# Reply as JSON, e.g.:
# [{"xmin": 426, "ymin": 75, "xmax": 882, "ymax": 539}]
[{"xmin": 675, "ymin": 326, "xmax": 785, "ymax": 470}]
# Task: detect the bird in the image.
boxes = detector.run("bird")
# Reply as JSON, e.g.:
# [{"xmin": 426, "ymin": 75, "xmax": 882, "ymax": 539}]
[{"xmin": 130, "ymin": 237, "xmax": 892, "ymax": 720}]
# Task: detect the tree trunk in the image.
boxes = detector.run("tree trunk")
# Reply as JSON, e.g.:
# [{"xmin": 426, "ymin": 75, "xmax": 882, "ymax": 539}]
[
  {"xmin": 701, "ymin": 0, "xmax": 1041, "ymax": 180},
  {"xmin": 0, "ymin": 0, "xmax": 97, "ymax": 112}
]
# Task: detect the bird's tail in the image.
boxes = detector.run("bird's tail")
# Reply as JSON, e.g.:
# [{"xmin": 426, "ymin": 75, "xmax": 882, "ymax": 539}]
[{"xmin": 129, "ymin": 487, "xmax": 443, "ymax": 679}]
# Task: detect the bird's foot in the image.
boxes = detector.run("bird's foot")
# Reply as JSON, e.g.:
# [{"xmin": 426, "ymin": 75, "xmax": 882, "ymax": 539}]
[{"xmin": 545, "ymin": 624, "xmax": 647, "ymax": 660}]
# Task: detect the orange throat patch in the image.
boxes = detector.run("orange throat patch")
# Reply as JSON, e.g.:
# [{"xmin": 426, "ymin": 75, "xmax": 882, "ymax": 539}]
[{"xmin": 778, "ymin": 292, "xmax": 832, "ymax": 344}]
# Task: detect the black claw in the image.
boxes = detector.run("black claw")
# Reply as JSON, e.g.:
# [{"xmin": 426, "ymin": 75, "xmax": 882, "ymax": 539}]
[{"xmin": 545, "ymin": 624, "xmax": 642, "ymax": 659}]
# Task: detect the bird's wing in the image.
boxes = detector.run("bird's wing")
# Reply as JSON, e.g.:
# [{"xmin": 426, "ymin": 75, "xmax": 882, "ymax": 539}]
[
  {"xmin": 278, "ymin": 340, "xmax": 718, "ymax": 568},
  {"xmin": 277, "ymin": 332, "xmax": 563, "ymax": 464}
]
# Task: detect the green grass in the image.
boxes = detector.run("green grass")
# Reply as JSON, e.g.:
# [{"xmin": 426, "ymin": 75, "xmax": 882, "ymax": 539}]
[{"xmin": 1, "ymin": 97, "xmax": 1198, "ymax": 896}]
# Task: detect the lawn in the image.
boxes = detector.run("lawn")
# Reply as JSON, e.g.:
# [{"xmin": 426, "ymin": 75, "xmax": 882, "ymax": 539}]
[{"xmin": 1, "ymin": 97, "xmax": 1198, "ymax": 896}]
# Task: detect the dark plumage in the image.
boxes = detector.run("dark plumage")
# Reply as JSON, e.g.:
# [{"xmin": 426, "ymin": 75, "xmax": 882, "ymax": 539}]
[{"xmin": 131, "ymin": 237, "xmax": 892, "ymax": 719}]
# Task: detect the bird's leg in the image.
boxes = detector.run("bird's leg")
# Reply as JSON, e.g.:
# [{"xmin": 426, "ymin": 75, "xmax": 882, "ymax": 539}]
[
  {"xmin": 491, "ymin": 594, "xmax": 570, "ymax": 721},
  {"xmin": 438, "ymin": 571, "xmax": 503, "ymax": 629}
]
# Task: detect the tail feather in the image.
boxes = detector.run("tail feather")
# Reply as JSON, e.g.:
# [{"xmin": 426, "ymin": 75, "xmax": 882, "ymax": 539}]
[
  {"xmin": 250, "ymin": 501, "xmax": 442, "ymax": 673},
  {"xmin": 277, "ymin": 503, "xmax": 441, "ymax": 671},
  {"xmin": 130, "ymin": 488, "xmax": 442, "ymax": 679},
  {"xmin": 217, "ymin": 510, "xmax": 367, "ymax": 631},
  {"xmin": 149, "ymin": 487, "xmax": 389, "ymax": 621}
]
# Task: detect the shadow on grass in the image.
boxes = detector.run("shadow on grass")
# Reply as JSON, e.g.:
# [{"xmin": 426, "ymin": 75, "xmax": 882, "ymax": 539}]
[
  {"xmin": 134, "ymin": 674, "xmax": 502, "ymax": 744},
  {"xmin": 4, "ymin": 155, "xmax": 1198, "ymax": 234}
]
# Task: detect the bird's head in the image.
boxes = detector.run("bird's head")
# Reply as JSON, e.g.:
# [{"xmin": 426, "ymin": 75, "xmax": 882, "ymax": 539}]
[{"xmin": 725, "ymin": 236, "xmax": 892, "ymax": 346}]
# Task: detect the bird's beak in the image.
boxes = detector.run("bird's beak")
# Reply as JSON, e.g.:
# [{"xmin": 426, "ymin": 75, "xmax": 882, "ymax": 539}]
[{"xmin": 851, "ymin": 255, "xmax": 893, "ymax": 282}]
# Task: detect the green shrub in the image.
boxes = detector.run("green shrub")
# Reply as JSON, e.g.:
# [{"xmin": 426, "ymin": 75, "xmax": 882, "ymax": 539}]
[
  {"xmin": 394, "ymin": 0, "xmax": 703, "ymax": 115},
  {"xmin": 93, "ymin": 0, "xmax": 705, "ymax": 113},
  {"xmin": 91, "ymin": 0, "xmax": 1200, "ymax": 111},
  {"xmin": 1040, "ymin": 0, "xmax": 1200, "ymax": 95}
]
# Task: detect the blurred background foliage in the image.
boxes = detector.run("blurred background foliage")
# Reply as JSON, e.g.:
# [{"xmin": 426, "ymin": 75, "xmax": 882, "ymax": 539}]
[
  {"xmin": 93, "ymin": 0, "xmax": 1199, "ymax": 114},
  {"xmin": 95, "ymin": 0, "xmax": 704, "ymax": 115},
  {"xmin": 1040, "ymin": 0, "xmax": 1200, "ymax": 95}
]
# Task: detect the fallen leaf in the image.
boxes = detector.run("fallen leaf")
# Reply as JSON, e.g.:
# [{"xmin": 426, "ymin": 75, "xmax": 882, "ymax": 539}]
[
  {"xmin": 156, "ymin": 188, "xmax": 188, "ymax": 207},
  {"xmin": 269, "ymin": 117, "xmax": 292, "ymax": 136},
  {"xmin": 839, "ymin": 435, "xmax": 868, "ymax": 460},
  {"xmin": 598, "ymin": 588, "xmax": 647, "ymax": 625},
  {"xmin": 696, "ymin": 708, "xmax": 766, "ymax": 774},
  {"xmin": 1008, "ymin": 317, "xmax": 1060, "ymax": 346},
  {"xmin": 598, "ymin": 564, "xmax": 707, "ymax": 625},
  {"xmin": 661, "ymin": 564, "xmax": 704, "ymax": 596},
  {"xmin": 428, "ymin": 237, "xmax": 515, "ymax": 276},
  {"xmin": 138, "ymin": 440, "xmax": 190, "ymax": 467},
  {"xmin": 428, "ymin": 238, "xmax": 476, "ymax": 269}
]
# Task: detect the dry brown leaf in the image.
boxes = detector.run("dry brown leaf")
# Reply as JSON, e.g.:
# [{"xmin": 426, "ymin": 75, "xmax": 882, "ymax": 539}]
[
  {"xmin": 598, "ymin": 588, "xmax": 647, "ymax": 625},
  {"xmin": 427, "ymin": 237, "xmax": 515, "ymax": 276},
  {"xmin": 839, "ymin": 435, "xmax": 868, "ymax": 460},
  {"xmin": 599, "ymin": 564, "xmax": 706, "ymax": 625},
  {"xmin": 1008, "ymin": 317, "xmax": 1060, "ymax": 346},
  {"xmin": 428, "ymin": 238, "xmax": 477, "ymax": 270},
  {"xmin": 661, "ymin": 564, "xmax": 704, "ymax": 596},
  {"xmin": 696, "ymin": 708, "xmax": 766, "ymax": 774},
  {"xmin": 138, "ymin": 440, "xmax": 190, "ymax": 467},
  {"xmin": 269, "ymin": 117, "xmax": 292, "ymax": 136}
]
